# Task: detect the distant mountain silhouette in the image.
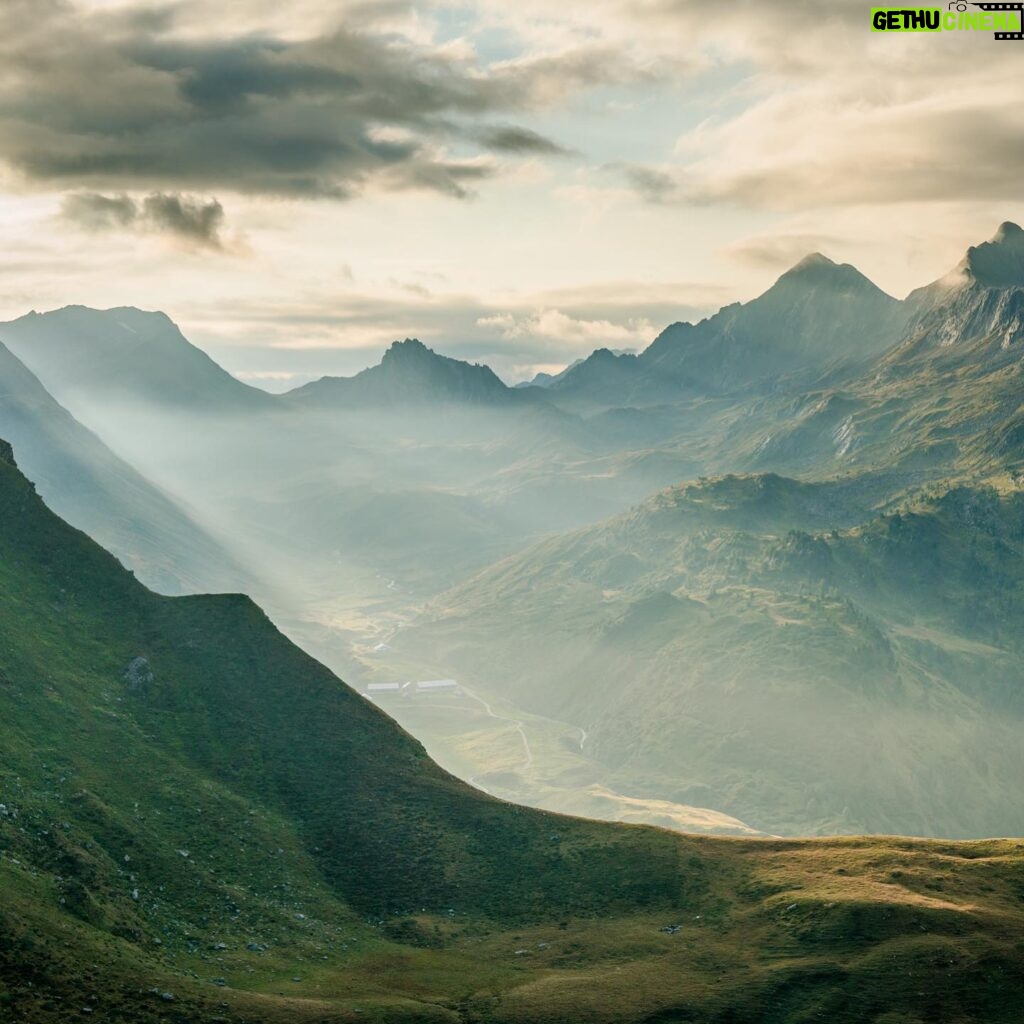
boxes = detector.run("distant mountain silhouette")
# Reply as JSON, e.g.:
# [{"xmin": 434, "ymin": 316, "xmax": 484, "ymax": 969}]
[
  {"xmin": 0, "ymin": 305, "xmax": 272, "ymax": 413},
  {"xmin": 645, "ymin": 253, "xmax": 902, "ymax": 387},
  {"xmin": 288, "ymin": 338, "xmax": 525, "ymax": 407},
  {"xmin": 545, "ymin": 252, "xmax": 904, "ymax": 405}
]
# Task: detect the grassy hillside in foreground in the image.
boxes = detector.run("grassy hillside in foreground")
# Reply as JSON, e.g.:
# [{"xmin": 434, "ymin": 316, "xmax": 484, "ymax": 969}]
[{"xmin": 2, "ymin": 439, "xmax": 1024, "ymax": 1022}]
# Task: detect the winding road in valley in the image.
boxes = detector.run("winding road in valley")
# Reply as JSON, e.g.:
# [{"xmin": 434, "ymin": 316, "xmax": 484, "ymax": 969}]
[
  {"xmin": 363, "ymin": 608, "xmax": 589, "ymax": 790},
  {"xmin": 461, "ymin": 685, "xmax": 534, "ymax": 771}
]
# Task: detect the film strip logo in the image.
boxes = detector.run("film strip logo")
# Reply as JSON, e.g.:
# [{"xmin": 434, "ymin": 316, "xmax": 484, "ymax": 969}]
[{"xmin": 967, "ymin": 2, "xmax": 1024, "ymax": 38}]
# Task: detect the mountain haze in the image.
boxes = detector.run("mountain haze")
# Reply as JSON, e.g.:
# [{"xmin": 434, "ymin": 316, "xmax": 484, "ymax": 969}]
[
  {"xmin": 0, "ymin": 339, "xmax": 253, "ymax": 596},
  {"xmin": 749, "ymin": 223, "xmax": 1024, "ymax": 481},
  {"xmin": 394, "ymin": 471, "xmax": 1024, "ymax": 838},
  {"xmin": 4, "ymin": 223, "xmax": 1024, "ymax": 845},
  {"xmin": 641, "ymin": 253, "xmax": 903, "ymax": 392},
  {"xmin": 547, "ymin": 252, "xmax": 906, "ymax": 407}
]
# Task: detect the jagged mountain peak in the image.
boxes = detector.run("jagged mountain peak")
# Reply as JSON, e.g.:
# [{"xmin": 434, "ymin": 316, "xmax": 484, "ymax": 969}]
[
  {"xmin": 902, "ymin": 220, "xmax": 1024, "ymax": 326},
  {"xmin": 381, "ymin": 337, "xmax": 433, "ymax": 361},
  {"xmin": 376, "ymin": 337, "xmax": 504, "ymax": 386},
  {"xmin": 638, "ymin": 249, "xmax": 900, "ymax": 395},
  {"xmin": 961, "ymin": 220, "xmax": 1024, "ymax": 288},
  {"xmin": 290, "ymin": 337, "xmax": 514, "ymax": 406},
  {"xmin": 993, "ymin": 220, "xmax": 1023, "ymax": 242},
  {"xmin": 585, "ymin": 346, "xmax": 634, "ymax": 364}
]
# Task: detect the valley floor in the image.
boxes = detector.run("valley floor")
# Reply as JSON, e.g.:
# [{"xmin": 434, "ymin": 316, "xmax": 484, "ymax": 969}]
[
  {"xmin": 378, "ymin": 685, "xmax": 763, "ymax": 837},
  {"xmin": 283, "ymin": 588, "xmax": 767, "ymax": 840}
]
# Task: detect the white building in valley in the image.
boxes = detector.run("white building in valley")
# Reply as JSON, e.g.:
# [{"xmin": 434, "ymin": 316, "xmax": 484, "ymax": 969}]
[
  {"xmin": 412, "ymin": 679, "xmax": 460, "ymax": 695},
  {"xmin": 363, "ymin": 679, "xmax": 461, "ymax": 700}
]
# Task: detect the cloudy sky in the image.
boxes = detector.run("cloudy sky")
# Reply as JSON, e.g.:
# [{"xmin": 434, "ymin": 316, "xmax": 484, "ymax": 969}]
[{"xmin": 1, "ymin": 0, "xmax": 1022, "ymax": 387}]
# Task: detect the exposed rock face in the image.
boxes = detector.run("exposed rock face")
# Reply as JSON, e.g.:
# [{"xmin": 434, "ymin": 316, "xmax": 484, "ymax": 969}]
[
  {"xmin": 123, "ymin": 656, "xmax": 154, "ymax": 693},
  {"xmin": 897, "ymin": 224, "xmax": 1024, "ymax": 354},
  {"xmin": 640, "ymin": 252, "xmax": 904, "ymax": 395},
  {"xmin": 964, "ymin": 221, "xmax": 1024, "ymax": 289}
]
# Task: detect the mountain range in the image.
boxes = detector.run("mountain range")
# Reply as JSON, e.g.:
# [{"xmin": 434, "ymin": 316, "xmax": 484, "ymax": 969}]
[
  {"xmin": 2, "ymin": 222, "xmax": 1023, "ymax": 844},
  {"xmin": 5, "ymin": 219, "xmax": 1024, "ymax": 1019},
  {"xmin": 546, "ymin": 252, "xmax": 906, "ymax": 407},
  {"xmin": 6, "ymin": 221, "xmax": 1023, "ymax": 421},
  {"xmin": 394, "ymin": 472, "xmax": 1024, "ymax": 837}
]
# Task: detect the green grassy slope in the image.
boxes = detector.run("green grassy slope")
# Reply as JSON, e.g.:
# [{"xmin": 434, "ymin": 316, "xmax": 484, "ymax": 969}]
[
  {"xmin": 2, "ymin": 441, "xmax": 1024, "ymax": 1022},
  {"xmin": 0, "ymin": 440, "xmax": 691, "ymax": 923}
]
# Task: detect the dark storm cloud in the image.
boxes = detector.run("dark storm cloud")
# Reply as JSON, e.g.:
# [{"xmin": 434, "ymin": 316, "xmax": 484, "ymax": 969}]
[
  {"xmin": 0, "ymin": 3, "xmax": 626, "ymax": 202},
  {"xmin": 62, "ymin": 191, "xmax": 226, "ymax": 248}
]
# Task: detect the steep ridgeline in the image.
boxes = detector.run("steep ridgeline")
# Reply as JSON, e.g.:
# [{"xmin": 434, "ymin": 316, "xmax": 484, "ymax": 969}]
[
  {"xmin": 3, "ymin": 443, "xmax": 1024, "ymax": 1023},
  {"xmin": 0, "ymin": 307, "xmax": 280, "ymax": 510},
  {"xmin": 5, "ymin": 225, "xmax": 1019, "ymax": 605},
  {"xmin": 540, "ymin": 347, "xmax": 685, "ymax": 407},
  {"xmin": 746, "ymin": 222, "xmax": 1024, "ymax": 478},
  {"xmin": 0, "ymin": 306, "xmax": 273, "ymax": 415},
  {"xmin": 0, "ymin": 340, "xmax": 253, "ymax": 596},
  {"xmin": 547, "ymin": 253, "xmax": 905, "ymax": 406},
  {"xmin": 542, "ymin": 223, "xmax": 1024, "ymax": 491},
  {"xmin": 895, "ymin": 219, "xmax": 1024, "ymax": 375},
  {"xmin": 645, "ymin": 254, "xmax": 904, "ymax": 391},
  {"xmin": 397, "ymin": 472, "xmax": 1024, "ymax": 839}
]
